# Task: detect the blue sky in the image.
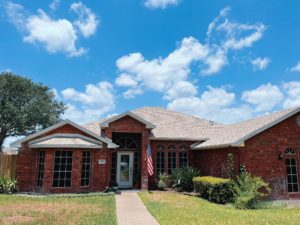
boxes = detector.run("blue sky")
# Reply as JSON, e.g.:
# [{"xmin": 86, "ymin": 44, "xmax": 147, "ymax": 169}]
[{"xmin": 1, "ymin": 0, "xmax": 300, "ymax": 128}]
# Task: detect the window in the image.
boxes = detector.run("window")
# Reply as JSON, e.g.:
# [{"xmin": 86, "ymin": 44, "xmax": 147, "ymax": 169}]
[
  {"xmin": 167, "ymin": 144, "xmax": 176, "ymax": 150},
  {"xmin": 179, "ymin": 152, "xmax": 188, "ymax": 167},
  {"xmin": 179, "ymin": 144, "xmax": 188, "ymax": 150},
  {"xmin": 53, "ymin": 151, "xmax": 73, "ymax": 187},
  {"xmin": 81, "ymin": 151, "xmax": 91, "ymax": 186},
  {"xmin": 156, "ymin": 152, "xmax": 165, "ymax": 178},
  {"xmin": 157, "ymin": 144, "xmax": 165, "ymax": 151},
  {"xmin": 168, "ymin": 152, "xmax": 176, "ymax": 174},
  {"xmin": 286, "ymin": 158, "xmax": 299, "ymax": 192},
  {"xmin": 285, "ymin": 148, "xmax": 296, "ymax": 155},
  {"xmin": 36, "ymin": 151, "xmax": 45, "ymax": 187}
]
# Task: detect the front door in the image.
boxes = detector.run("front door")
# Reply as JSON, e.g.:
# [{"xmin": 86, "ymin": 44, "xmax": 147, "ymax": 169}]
[{"xmin": 117, "ymin": 152, "xmax": 133, "ymax": 188}]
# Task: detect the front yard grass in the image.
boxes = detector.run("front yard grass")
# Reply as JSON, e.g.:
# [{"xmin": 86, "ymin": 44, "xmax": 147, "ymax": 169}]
[
  {"xmin": 0, "ymin": 194, "xmax": 116, "ymax": 225},
  {"xmin": 139, "ymin": 191, "xmax": 300, "ymax": 225}
]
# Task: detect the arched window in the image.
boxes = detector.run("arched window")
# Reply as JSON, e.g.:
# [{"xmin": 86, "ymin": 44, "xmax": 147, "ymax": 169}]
[
  {"xmin": 115, "ymin": 137, "xmax": 139, "ymax": 150},
  {"xmin": 285, "ymin": 148, "xmax": 296, "ymax": 155},
  {"xmin": 157, "ymin": 144, "xmax": 165, "ymax": 151},
  {"xmin": 179, "ymin": 144, "xmax": 188, "ymax": 150},
  {"xmin": 167, "ymin": 144, "xmax": 176, "ymax": 150}
]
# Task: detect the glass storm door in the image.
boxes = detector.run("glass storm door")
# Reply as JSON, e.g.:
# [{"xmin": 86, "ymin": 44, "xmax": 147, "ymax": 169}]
[{"xmin": 117, "ymin": 152, "xmax": 133, "ymax": 188}]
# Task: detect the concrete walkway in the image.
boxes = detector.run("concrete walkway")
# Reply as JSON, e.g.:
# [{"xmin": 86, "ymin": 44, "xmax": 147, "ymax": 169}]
[{"xmin": 115, "ymin": 192, "xmax": 159, "ymax": 225}]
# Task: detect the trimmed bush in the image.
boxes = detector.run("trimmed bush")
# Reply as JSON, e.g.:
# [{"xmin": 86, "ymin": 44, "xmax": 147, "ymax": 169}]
[
  {"xmin": 157, "ymin": 173, "xmax": 173, "ymax": 189},
  {"xmin": 0, "ymin": 176, "xmax": 18, "ymax": 194},
  {"xmin": 170, "ymin": 166, "xmax": 200, "ymax": 192},
  {"xmin": 193, "ymin": 176, "xmax": 233, "ymax": 204},
  {"xmin": 231, "ymin": 171, "xmax": 271, "ymax": 209}
]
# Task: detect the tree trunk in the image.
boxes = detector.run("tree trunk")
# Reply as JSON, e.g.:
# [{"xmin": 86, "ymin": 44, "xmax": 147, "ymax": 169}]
[{"xmin": 0, "ymin": 131, "xmax": 7, "ymax": 152}]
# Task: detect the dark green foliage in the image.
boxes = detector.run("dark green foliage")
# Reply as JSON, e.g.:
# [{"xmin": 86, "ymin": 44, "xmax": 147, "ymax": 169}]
[
  {"xmin": 231, "ymin": 168, "xmax": 271, "ymax": 209},
  {"xmin": 226, "ymin": 153, "xmax": 234, "ymax": 178},
  {"xmin": 193, "ymin": 176, "xmax": 233, "ymax": 204},
  {"xmin": 170, "ymin": 166, "xmax": 200, "ymax": 191},
  {"xmin": 0, "ymin": 176, "xmax": 18, "ymax": 194},
  {"xmin": 0, "ymin": 72, "xmax": 66, "ymax": 148}
]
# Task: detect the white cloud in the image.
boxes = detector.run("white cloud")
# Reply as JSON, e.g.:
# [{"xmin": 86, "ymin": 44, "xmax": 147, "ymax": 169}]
[
  {"xmin": 5, "ymin": 1, "xmax": 98, "ymax": 57},
  {"xmin": 251, "ymin": 57, "xmax": 271, "ymax": 71},
  {"xmin": 290, "ymin": 61, "xmax": 300, "ymax": 72},
  {"xmin": 123, "ymin": 88, "xmax": 143, "ymax": 99},
  {"xmin": 4, "ymin": 2, "xmax": 26, "ymax": 30},
  {"xmin": 167, "ymin": 86, "xmax": 253, "ymax": 124},
  {"xmin": 282, "ymin": 81, "xmax": 300, "ymax": 108},
  {"xmin": 242, "ymin": 83, "xmax": 283, "ymax": 112},
  {"xmin": 163, "ymin": 81, "xmax": 197, "ymax": 101},
  {"xmin": 116, "ymin": 37, "xmax": 208, "ymax": 97},
  {"xmin": 49, "ymin": 0, "xmax": 60, "ymax": 11},
  {"xmin": 116, "ymin": 7, "xmax": 266, "ymax": 100},
  {"xmin": 144, "ymin": 0, "xmax": 180, "ymax": 9},
  {"xmin": 24, "ymin": 9, "xmax": 86, "ymax": 57},
  {"xmin": 115, "ymin": 73, "xmax": 138, "ymax": 87},
  {"xmin": 61, "ymin": 81, "xmax": 115, "ymax": 123},
  {"xmin": 70, "ymin": 2, "xmax": 99, "ymax": 38}
]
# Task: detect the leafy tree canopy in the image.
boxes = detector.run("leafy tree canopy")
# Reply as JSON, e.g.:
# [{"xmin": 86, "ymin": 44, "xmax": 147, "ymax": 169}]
[{"xmin": 0, "ymin": 72, "xmax": 67, "ymax": 149}]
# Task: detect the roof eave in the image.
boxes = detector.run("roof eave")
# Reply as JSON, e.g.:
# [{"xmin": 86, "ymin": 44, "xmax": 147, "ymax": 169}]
[
  {"xmin": 10, "ymin": 119, "xmax": 118, "ymax": 149},
  {"xmin": 29, "ymin": 144, "xmax": 103, "ymax": 149},
  {"xmin": 149, "ymin": 137, "xmax": 208, "ymax": 141}
]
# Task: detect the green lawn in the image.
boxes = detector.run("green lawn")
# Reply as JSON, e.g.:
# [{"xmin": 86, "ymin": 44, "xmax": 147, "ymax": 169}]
[
  {"xmin": 0, "ymin": 194, "xmax": 116, "ymax": 225},
  {"xmin": 139, "ymin": 191, "xmax": 300, "ymax": 225}
]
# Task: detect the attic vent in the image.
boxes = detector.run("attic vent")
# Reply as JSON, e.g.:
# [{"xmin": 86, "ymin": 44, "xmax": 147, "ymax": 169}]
[{"xmin": 297, "ymin": 116, "xmax": 300, "ymax": 126}]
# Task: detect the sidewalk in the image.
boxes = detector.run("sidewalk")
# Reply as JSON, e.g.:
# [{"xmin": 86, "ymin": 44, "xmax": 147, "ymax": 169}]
[{"xmin": 115, "ymin": 192, "xmax": 159, "ymax": 225}]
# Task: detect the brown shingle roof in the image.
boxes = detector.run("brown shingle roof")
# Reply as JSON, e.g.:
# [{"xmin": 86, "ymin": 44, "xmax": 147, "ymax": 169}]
[
  {"xmin": 82, "ymin": 106, "xmax": 300, "ymax": 149},
  {"xmin": 193, "ymin": 107, "xmax": 300, "ymax": 149},
  {"xmin": 83, "ymin": 107, "xmax": 224, "ymax": 141}
]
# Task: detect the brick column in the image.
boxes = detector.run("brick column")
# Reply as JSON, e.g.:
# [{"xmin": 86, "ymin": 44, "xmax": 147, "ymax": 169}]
[
  {"xmin": 43, "ymin": 150, "xmax": 54, "ymax": 193},
  {"xmin": 141, "ymin": 131, "xmax": 149, "ymax": 190},
  {"xmin": 72, "ymin": 150, "xmax": 81, "ymax": 192}
]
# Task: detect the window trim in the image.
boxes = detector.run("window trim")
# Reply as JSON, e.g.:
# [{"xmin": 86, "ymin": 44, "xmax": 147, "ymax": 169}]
[
  {"xmin": 155, "ymin": 143, "xmax": 190, "ymax": 177},
  {"xmin": 285, "ymin": 157, "xmax": 299, "ymax": 193},
  {"xmin": 36, "ymin": 151, "xmax": 45, "ymax": 187},
  {"xmin": 81, "ymin": 151, "xmax": 92, "ymax": 187},
  {"xmin": 52, "ymin": 150, "xmax": 73, "ymax": 188}
]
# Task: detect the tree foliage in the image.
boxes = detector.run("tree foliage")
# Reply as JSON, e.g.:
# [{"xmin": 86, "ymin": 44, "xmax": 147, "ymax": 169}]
[{"xmin": 0, "ymin": 72, "xmax": 66, "ymax": 148}]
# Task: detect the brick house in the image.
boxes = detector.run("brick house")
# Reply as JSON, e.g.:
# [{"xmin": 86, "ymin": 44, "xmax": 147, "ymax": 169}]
[{"xmin": 11, "ymin": 106, "xmax": 300, "ymax": 199}]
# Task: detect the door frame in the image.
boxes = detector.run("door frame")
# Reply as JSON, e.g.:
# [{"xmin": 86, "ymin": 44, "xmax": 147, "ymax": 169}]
[{"xmin": 116, "ymin": 151, "xmax": 134, "ymax": 188}]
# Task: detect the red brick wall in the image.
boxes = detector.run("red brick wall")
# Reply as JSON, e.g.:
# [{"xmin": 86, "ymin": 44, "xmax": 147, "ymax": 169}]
[
  {"xmin": 16, "ymin": 124, "xmax": 110, "ymax": 193},
  {"xmin": 193, "ymin": 112, "xmax": 300, "ymax": 199},
  {"xmin": 102, "ymin": 116, "xmax": 150, "ymax": 189},
  {"xmin": 239, "ymin": 112, "xmax": 300, "ymax": 199},
  {"xmin": 193, "ymin": 148, "xmax": 240, "ymax": 178}
]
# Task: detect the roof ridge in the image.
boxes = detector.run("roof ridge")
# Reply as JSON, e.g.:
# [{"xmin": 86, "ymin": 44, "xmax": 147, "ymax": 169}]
[
  {"xmin": 133, "ymin": 106, "xmax": 224, "ymax": 125},
  {"xmin": 229, "ymin": 106, "xmax": 299, "ymax": 126}
]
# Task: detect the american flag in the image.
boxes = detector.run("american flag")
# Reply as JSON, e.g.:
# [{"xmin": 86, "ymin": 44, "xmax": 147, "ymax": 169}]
[{"xmin": 147, "ymin": 143, "xmax": 154, "ymax": 176}]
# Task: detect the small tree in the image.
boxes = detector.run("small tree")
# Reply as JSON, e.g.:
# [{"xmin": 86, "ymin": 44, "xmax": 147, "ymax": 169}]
[
  {"xmin": 0, "ymin": 72, "xmax": 67, "ymax": 149},
  {"xmin": 226, "ymin": 153, "xmax": 234, "ymax": 179}
]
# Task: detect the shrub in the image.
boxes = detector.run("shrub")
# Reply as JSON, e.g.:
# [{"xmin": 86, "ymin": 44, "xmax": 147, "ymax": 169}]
[
  {"xmin": 193, "ymin": 176, "xmax": 233, "ymax": 204},
  {"xmin": 170, "ymin": 166, "xmax": 200, "ymax": 192},
  {"xmin": 157, "ymin": 173, "xmax": 173, "ymax": 189},
  {"xmin": 226, "ymin": 153, "xmax": 234, "ymax": 179},
  {"xmin": 231, "ymin": 170, "xmax": 271, "ymax": 209},
  {"xmin": 0, "ymin": 176, "xmax": 18, "ymax": 194}
]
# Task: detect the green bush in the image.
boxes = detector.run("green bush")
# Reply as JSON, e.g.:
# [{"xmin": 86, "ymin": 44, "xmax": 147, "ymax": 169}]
[
  {"xmin": 231, "ymin": 171, "xmax": 271, "ymax": 209},
  {"xmin": 157, "ymin": 173, "xmax": 173, "ymax": 189},
  {"xmin": 193, "ymin": 176, "xmax": 233, "ymax": 204},
  {"xmin": 0, "ymin": 176, "xmax": 18, "ymax": 194},
  {"xmin": 170, "ymin": 166, "xmax": 200, "ymax": 192}
]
